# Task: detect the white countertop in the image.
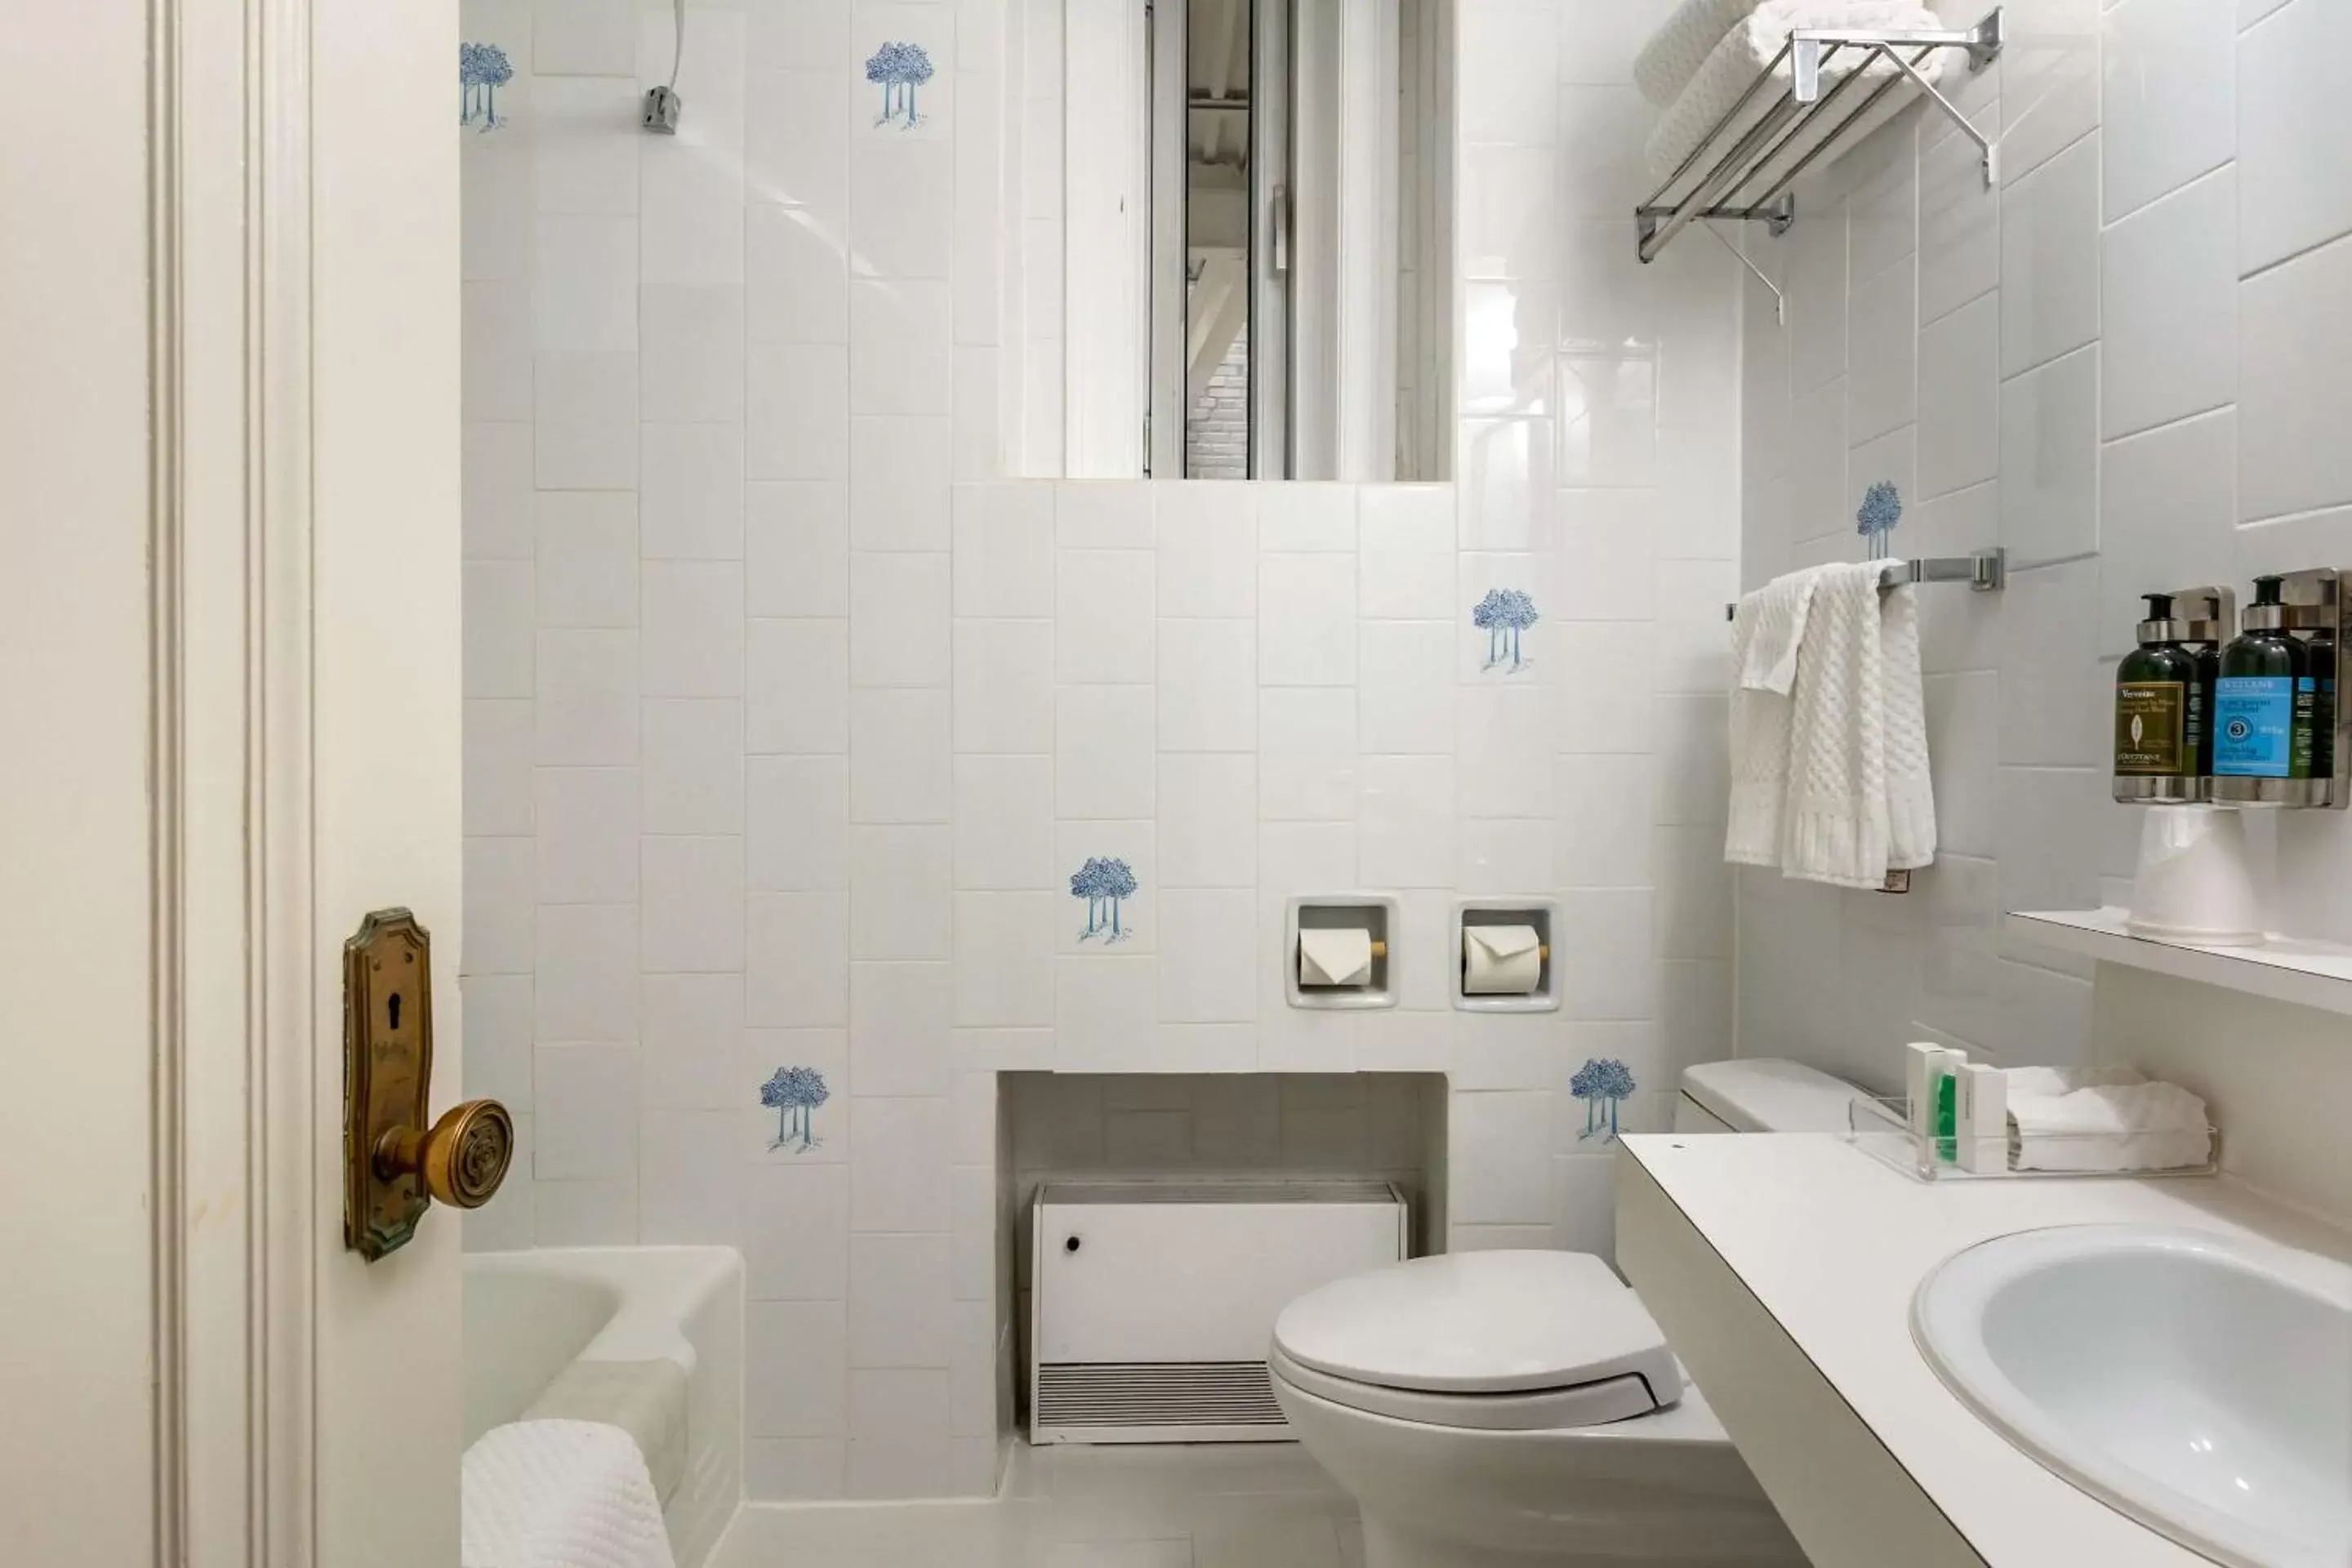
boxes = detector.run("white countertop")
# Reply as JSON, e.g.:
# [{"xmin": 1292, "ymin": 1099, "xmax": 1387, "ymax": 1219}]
[{"xmin": 1619, "ymin": 1133, "xmax": 2352, "ymax": 1568}]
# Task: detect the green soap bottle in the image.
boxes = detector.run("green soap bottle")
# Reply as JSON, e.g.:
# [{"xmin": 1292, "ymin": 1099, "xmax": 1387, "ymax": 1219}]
[
  {"xmin": 2114, "ymin": 594, "xmax": 2203, "ymax": 799},
  {"xmin": 2214, "ymin": 577, "xmax": 2310, "ymax": 782}
]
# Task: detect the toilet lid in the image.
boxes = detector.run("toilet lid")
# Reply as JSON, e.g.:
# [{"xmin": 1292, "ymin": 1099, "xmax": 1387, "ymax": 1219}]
[{"xmin": 1272, "ymin": 1250, "xmax": 1681, "ymax": 1396}]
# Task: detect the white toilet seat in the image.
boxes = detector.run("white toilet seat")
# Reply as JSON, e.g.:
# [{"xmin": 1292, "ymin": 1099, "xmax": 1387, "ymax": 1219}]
[
  {"xmin": 1271, "ymin": 1250, "xmax": 1684, "ymax": 1416},
  {"xmin": 1267, "ymin": 1341, "xmax": 1664, "ymax": 1430}
]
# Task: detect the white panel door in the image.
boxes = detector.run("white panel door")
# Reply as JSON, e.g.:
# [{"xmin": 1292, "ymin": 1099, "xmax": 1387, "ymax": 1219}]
[
  {"xmin": 0, "ymin": 4, "xmax": 467, "ymax": 1564},
  {"xmin": 311, "ymin": 2, "xmax": 468, "ymax": 1563}
]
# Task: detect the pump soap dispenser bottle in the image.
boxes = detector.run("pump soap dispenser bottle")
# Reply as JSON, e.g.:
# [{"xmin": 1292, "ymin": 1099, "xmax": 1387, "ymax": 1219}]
[
  {"xmin": 2114, "ymin": 594, "xmax": 2207, "ymax": 803},
  {"xmin": 2213, "ymin": 576, "xmax": 2310, "ymax": 796}
]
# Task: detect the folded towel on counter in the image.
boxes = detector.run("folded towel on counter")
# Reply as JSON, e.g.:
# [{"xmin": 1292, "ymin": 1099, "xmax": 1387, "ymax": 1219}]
[
  {"xmin": 2007, "ymin": 1076, "xmax": 2212, "ymax": 1174},
  {"xmin": 2001, "ymin": 1064, "xmax": 2148, "ymax": 1099},
  {"xmin": 1634, "ymin": 0, "xmax": 1770, "ymax": 108},
  {"xmin": 1646, "ymin": 2, "xmax": 1948, "ymax": 186},
  {"xmin": 462, "ymin": 1419, "xmax": 675, "ymax": 1568},
  {"xmin": 1725, "ymin": 566, "xmax": 1824, "ymax": 866}
]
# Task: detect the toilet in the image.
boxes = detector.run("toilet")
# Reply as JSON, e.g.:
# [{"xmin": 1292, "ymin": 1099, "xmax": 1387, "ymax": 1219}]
[{"xmin": 1267, "ymin": 1058, "xmax": 1864, "ymax": 1568}]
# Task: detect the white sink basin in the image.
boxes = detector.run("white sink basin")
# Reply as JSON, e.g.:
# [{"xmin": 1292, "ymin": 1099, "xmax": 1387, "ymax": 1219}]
[{"xmin": 1913, "ymin": 1224, "xmax": 2352, "ymax": 1568}]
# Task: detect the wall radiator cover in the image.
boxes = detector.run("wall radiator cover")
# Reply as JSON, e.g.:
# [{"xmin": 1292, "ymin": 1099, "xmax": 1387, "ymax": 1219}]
[{"xmin": 1030, "ymin": 1178, "xmax": 1408, "ymax": 1445}]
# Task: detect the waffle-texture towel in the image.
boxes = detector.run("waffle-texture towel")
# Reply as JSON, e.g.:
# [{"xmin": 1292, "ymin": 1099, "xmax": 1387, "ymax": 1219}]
[
  {"xmin": 1782, "ymin": 564, "xmax": 1936, "ymax": 886},
  {"xmin": 462, "ymin": 1419, "xmax": 675, "ymax": 1568},
  {"xmin": 1633, "ymin": 0, "xmax": 1768, "ymax": 107},
  {"xmin": 1727, "ymin": 562, "xmax": 1936, "ymax": 887}
]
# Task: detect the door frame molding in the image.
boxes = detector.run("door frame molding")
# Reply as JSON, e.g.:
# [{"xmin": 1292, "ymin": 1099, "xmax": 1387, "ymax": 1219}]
[{"xmin": 149, "ymin": 0, "xmax": 320, "ymax": 1560}]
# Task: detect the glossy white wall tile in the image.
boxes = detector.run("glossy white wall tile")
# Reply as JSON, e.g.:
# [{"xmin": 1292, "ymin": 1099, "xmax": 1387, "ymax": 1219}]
[{"xmin": 2099, "ymin": 167, "xmax": 2235, "ymax": 440}]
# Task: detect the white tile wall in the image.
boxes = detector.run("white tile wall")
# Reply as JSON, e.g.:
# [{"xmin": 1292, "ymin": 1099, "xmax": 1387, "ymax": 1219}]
[
  {"xmin": 471, "ymin": 0, "xmax": 1735, "ymax": 1506},
  {"xmin": 1739, "ymin": 0, "xmax": 2352, "ymax": 1097},
  {"xmin": 466, "ymin": 0, "xmax": 1023, "ymax": 1499}
]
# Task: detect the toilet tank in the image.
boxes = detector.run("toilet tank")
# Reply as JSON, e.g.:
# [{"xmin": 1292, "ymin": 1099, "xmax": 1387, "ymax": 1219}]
[{"xmin": 1674, "ymin": 1059, "xmax": 1864, "ymax": 1134}]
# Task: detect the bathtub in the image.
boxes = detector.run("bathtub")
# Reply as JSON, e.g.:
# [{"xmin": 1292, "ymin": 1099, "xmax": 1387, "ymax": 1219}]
[{"xmin": 465, "ymin": 1247, "xmax": 743, "ymax": 1568}]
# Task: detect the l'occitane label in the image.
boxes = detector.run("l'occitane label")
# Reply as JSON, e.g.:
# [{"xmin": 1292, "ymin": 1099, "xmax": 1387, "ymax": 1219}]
[{"xmin": 2115, "ymin": 681, "xmax": 2188, "ymax": 775}]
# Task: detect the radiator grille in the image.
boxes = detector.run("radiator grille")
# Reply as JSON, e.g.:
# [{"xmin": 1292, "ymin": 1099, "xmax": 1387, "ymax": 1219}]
[{"xmin": 1035, "ymin": 1361, "xmax": 1286, "ymax": 1429}]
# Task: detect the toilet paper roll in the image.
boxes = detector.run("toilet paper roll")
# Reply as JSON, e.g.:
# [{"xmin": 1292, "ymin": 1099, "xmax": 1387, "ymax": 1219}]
[
  {"xmin": 1463, "ymin": 924, "xmax": 1544, "ymax": 995},
  {"xmin": 1298, "ymin": 927, "xmax": 1374, "ymax": 987}
]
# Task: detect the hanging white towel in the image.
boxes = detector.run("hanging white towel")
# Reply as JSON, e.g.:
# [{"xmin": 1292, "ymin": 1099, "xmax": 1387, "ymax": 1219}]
[
  {"xmin": 462, "ymin": 1419, "xmax": 675, "ymax": 1568},
  {"xmin": 1725, "ymin": 566, "xmax": 1826, "ymax": 866},
  {"xmin": 2007, "ymin": 1079, "xmax": 2212, "ymax": 1174},
  {"xmin": 1881, "ymin": 580, "xmax": 1936, "ymax": 871},
  {"xmin": 1646, "ymin": 2, "xmax": 1949, "ymax": 185},
  {"xmin": 1726, "ymin": 561, "xmax": 1936, "ymax": 884},
  {"xmin": 1775, "ymin": 563, "xmax": 1913, "ymax": 886}
]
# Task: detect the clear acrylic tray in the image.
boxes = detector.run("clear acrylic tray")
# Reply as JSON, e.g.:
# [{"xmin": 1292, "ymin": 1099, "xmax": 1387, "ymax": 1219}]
[{"xmin": 1847, "ymin": 1094, "xmax": 2221, "ymax": 1183}]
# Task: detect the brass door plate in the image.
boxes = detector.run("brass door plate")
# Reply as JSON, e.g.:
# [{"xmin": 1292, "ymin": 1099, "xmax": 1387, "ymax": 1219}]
[
  {"xmin": 345, "ymin": 909, "xmax": 438, "ymax": 1260},
  {"xmin": 343, "ymin": 908, "xmax": 514, "ymax": 1262}
]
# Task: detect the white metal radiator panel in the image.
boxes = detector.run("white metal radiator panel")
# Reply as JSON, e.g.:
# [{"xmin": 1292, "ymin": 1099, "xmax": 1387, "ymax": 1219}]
[{"xmin": 1031, "ymin": 1178, "xmax": 1406, "ymax": 1444}]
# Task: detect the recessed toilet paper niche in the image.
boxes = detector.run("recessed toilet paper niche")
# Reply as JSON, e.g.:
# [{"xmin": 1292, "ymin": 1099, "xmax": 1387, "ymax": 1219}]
[
  {"xmin": 1285, "ymin": 896, "xmax": 1399, "ymax": 1009},
  {"xmin": 1452, "ymin": 899, "xmax": 1560, "ymax": 1012}
]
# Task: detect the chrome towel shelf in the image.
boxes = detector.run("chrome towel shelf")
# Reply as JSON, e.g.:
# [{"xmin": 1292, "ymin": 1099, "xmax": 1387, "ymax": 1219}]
[
  {"xmin": 1637, "ymin": 8, "xmax": 2005, "ymax": 266},
  {"xmin": 1724, "ymin": 549, "xmax": 2007, "ymax": 621}
]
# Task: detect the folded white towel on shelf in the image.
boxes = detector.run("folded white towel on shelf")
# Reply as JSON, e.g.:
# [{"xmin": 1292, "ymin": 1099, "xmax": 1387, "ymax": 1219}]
[
  {"xmin": 1646, "ymin": 2, "xmax": 1948, "ymax": 187},
  {"xmin": 1634, "ymin": 0, "xmax": 1769, "ymax": 108},
  {"xmin": 462, "ymin": 1419, "xmax": 675, "ymax": 1568},
  {"xmin": 2007, "ymin": 1077, "xmax": 2212, "ymax": 1174},
  {"xmin": 1725, "ymin": 566, "xmax": 1825, "ymax": 866}
]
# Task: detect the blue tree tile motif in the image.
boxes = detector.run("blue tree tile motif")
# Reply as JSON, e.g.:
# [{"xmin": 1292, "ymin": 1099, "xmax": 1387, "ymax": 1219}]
[
  {"xmin": 865, "ymin": 41, "xmax": 937, "ymax": 130},
  {"xmin": 460, "ymin": 42, "xmax": 514, "ymax": 131},
  {"xmin": 1856, "ymin": 479, "xmax": 1903, "ymax": 561},
  {"xmin": 1070, "ymin": 856, "xmax": 1138, "ymax": 943},
  {"xmin": 1473, "ymin": 587, "xmax": 1539, "ymax": 673},
  {"xmin": 760, "ymin": 1065, "xmax": 831, "ymax": 1153},
  {"xmin": 1570, "ymin": 1058, "xmax": 1637, "ymax": 1143}
]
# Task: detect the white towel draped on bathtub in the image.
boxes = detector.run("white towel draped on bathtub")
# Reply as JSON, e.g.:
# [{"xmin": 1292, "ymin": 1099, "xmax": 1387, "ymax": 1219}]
[{"xmin": 463, "ymin": 1419, "xmax": 676, "ymax": 1568}]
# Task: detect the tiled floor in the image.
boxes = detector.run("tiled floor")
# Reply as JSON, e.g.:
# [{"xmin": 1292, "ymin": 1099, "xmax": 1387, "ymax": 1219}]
[{"xmin": 713, "ymin": 1441, "xmax": 1364, "ymax": 1567}]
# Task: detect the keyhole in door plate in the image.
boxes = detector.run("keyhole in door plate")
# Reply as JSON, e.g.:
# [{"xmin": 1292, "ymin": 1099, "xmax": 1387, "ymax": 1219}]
[{"xmin": 387, "ymin": 991, "xmax": 403, "ymax": 1031}]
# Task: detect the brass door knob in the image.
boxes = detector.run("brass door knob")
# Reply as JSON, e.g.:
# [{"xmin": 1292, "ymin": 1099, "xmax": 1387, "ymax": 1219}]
[{"xmin": 375, "ymin": 1098, "xmax": 514, "ymax": 1210}]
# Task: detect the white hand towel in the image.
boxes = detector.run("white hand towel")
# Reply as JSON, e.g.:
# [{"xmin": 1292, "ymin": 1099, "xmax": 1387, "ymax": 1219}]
[
  {"xmin": 1725, "ymin": 566, "xmax": 1827, "ymax": 866},
  {"xmin": 1646, "ymin": 2, "xmax": 1949, "ymax": 185},
  {"xmin": 1881, "ymin": 581, "xmax": 1937, "ymax": 871},
  {"xmin": 463, "ymin": 1419, "xmax": 676, "ymax": 1568},
  {"xmin": 2008, "ymin": 1080, "xmax": 2212, "ymax": 1174},
  {"xmin": 1780, "ymin": 562, "xmax": 1892, "ymax": 887},
  {"xmin": 1766, "ymin": 563, "xmax": 1940, "ymax": 887}
]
